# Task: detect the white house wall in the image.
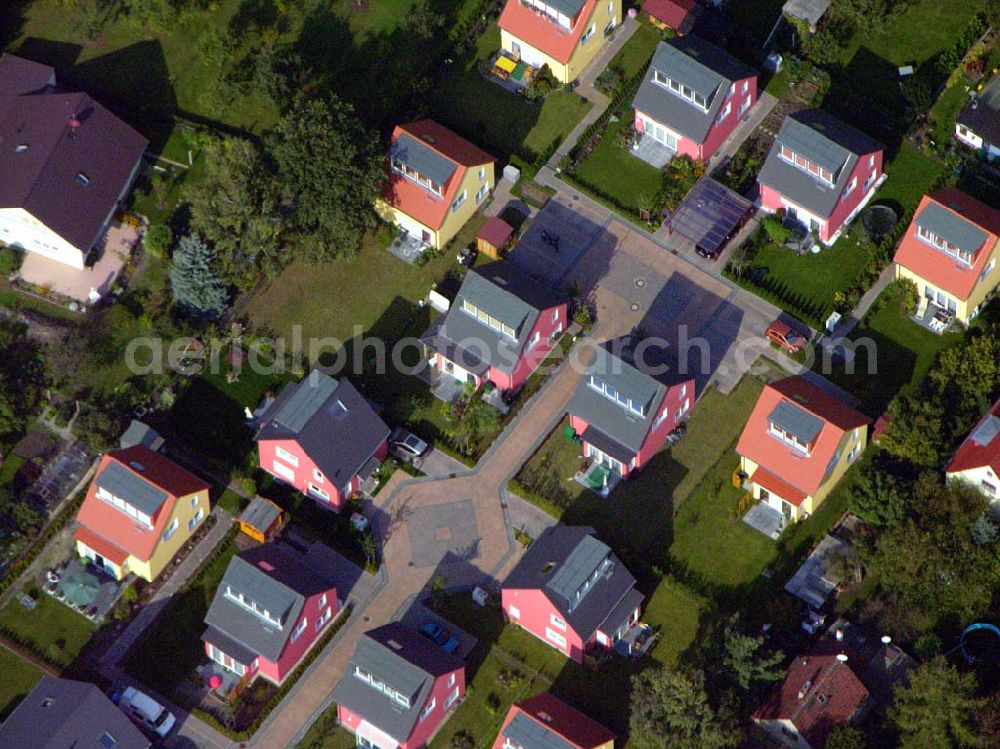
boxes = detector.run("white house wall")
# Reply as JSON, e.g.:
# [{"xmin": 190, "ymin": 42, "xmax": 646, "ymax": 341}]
[
  {"xmin": 948, "ymin": 464, "xmax": 1000, "ymax": 502},
  {"xmin": 0, "ymin": 207, "xmax": 85, "ymax": 269}
]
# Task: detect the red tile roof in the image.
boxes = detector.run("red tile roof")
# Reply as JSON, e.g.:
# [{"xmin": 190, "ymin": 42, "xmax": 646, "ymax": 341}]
[
  {"xmin": 753, "ymin": 653, "xmax": 869, "ymax": 749},
  {"xmin": 493, "ymin": 693, "xmax": 615, "ymax": 749},
  {"xmin": 498, "ymin": 0, "xmax": 598, "ymax": 65},
  {"xmin": 750, "ymin": 466, "xmax": 808, "ymax": 506},
  {"xmin": 737, "ymin": 377, "xmax": 869, "ymax": 500},
  {"xmin": 75, "ymin": 447, "xmax": 208, "ymax": 562},
  {"xmin": 643, "ymin": 0, "xmax": 699, "ymax": 30},
  {"xmin": 892, "ymin": 187, "xmax": 1000, "ymax": 301},
  {"xmin": 946, "ymin": 396, "xmax": 1000, "ymax": 476},
  {"xmin": 74, "ymin": 525, "xmax": 129, "ymax": 566},
  {"xmin": 477, "ymin": 216, "xmax": 514, "ymax": 248},
  {"xmin": 384, "ymin": 120, "xmax": 493, "ymax": 231}
]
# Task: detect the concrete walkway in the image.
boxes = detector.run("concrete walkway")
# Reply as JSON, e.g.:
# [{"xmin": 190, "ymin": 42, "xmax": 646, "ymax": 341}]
[
  {"xmin": 101, "ymin": 508, "xmax": 233, "ymax": 667},
  {"xmin": 821, "ymin": 265, "xmax": 895, "ymax": 342}
]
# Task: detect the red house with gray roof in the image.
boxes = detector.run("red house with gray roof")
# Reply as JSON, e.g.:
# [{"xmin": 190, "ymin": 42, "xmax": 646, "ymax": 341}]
[
  {"xmin": 74, "ymin": 446, "xmax": 210, "ymax": 582},
  {"xmin": 255, "ymin": 371, "xmax": 390, "ymax": 511},
  {"xmin": 501, "ymin": 525, "xmax": 644, "ymax": 663},
  {"xmin": 946, "ymin": 396, "xmax": 1000, "ymax": 502},
  {"xmin": 492, "ymin": 693, "xmax": 615, "ymax": 749},
  {"xmin": 752, "ymin": 651, "xmax": 870, "ymax": 749},
  {"xmin": 0, "ymin": 53, "xmax": 148, "ymax": 269},
  {"xmin": 201, "ymin": 543, "xmax": 339, "ymax": 685},
  {"xmin": 377, "ymin": 120, "xmax": 494, "ymax": 250},
  {"xmin": 737, "ymin": 377, "xmax": 869, "ymax": 524},
  {"xmin": 758, "ymin": 110, "xmax": 883, "ymax": 245},
  {"xmin": 333, "ymin": 622, "xmax": 466, "ymax": 749}
]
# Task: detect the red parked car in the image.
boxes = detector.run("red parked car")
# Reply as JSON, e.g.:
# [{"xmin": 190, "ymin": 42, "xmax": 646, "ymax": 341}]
[{"xmin": 766, "ymin": 320, "xmax": 808, "ymax": 354}]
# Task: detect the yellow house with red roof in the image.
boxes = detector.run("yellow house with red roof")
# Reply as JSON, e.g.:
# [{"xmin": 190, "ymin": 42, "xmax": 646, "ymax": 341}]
[
  {"xmin": 377, "ymin": 120, "xmax": 495, "ymax": 250},
  {"xmin": 498, "ymin": 0, "xmax": 622, "ymax": 84},
  {"xmin": 74, "ymin": 446, "xmax": 210, "ymax": 582},
  {"xmin": 737, "ymin": 377, "xmax": 869, "ymax": 524}
]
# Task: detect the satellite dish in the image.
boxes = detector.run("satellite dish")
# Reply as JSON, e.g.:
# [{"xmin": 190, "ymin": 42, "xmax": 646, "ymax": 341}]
[{"xmin": 836, "ymin": 653, "xmax": 849, "ymax": 663}]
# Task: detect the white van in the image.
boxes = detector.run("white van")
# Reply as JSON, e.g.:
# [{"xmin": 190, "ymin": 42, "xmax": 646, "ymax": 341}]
[{"xmin": 119, "ymin": 686, "xmax": 176, "ymax": 738}]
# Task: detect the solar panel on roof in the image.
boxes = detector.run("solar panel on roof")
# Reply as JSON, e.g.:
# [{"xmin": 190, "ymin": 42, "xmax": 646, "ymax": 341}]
[
  {"xmin": 915, "ymin": 202, "xmax": 989, "ymax": 255},
  {"xmin": 769, "ymin": 400, "xmax": 825, "ymax": 446},
  {"xmin": 545, "ymin": 535, "xmax": 610, "ymax": 610},
  {"xmin": 971, "ymin": 414, "xmax": 1000, "ymax": 446},
  {"xmin": 95, "ymin": 460, "xmax": 168, "ymax": 516},
  {"xmin": 503, "ymin": 711, "xmax": 576, "ymax": 749},
  {"xmin": 274, "ymin": 374, "xmax": 338, "ymax": 433}
]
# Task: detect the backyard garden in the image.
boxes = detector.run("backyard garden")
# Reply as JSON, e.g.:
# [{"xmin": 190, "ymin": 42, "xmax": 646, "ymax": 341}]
[{"xmin": 0, "ymin": 592, "xmax": 96, "ymax": 670}]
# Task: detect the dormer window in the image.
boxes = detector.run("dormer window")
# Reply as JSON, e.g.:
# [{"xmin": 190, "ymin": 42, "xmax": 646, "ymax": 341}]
[
  {"xmin": 76, "ymin": 172, "xmax": 91, "ymax": 186},
  {"xmin": 588, "ymin": 374, "xmax": 646, "ymax": 417},
  {"xmin": 390, "ymin": 158, "xmax": 443, "ymax": 197},
  {"xmin": 15, "ymin": 144, "xmax": 28, "ymax": 153},
  {"xmin": 95, "ymin": 486, "xmax": 153, "ymax": 529},
  {"xmin": 652, "ymin": 70, "xmax": 708, "ymax": 111},
  {"xmin": 461, "ymin": 299, "xmax": 516, "ymax": 338},
  {"xmin": 224, "ymin": 585, "xmax": 282, "ymax": 627},
  {"xmin": 916, "ymin": 224, "xmax": 975, "ymax": 265},
  {"xmin": 519, "ymin": 0, "xmax": 573, "ymax": 29},
  {"xmin": 353, "ymin": 665, "xmax": 411, "ymax": 708},
  {"xmin": 768, "ymin": 421, "xmax": 811, "ymax": 454},
  {"xmin": 778, "ymin": 146, "xmax": 834, "ymax": 186}
]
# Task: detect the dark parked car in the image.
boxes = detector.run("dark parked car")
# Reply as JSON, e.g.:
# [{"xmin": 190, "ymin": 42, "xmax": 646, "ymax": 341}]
[{"xmin": 420, "ymin": 621, "xmax": 449, "ymax": 646}]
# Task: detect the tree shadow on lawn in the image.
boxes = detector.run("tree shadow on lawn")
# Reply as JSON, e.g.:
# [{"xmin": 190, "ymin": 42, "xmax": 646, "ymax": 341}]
[
  {"xmin": 295, "ymin": 0, "xmax": 474, "ymax": 134},
  {"xmin": 16, "ymin": 37, "xmax": 181, "ymax": 156},
  {"xmin": 822, "ymin": 46, "xmax": 907, "ymax": 159}
]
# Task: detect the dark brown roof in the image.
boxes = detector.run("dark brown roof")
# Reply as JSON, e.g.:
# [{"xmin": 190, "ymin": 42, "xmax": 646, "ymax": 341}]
[{"xmin": 0, "ymin": 55, "xmax": 148, "ymax": 252}]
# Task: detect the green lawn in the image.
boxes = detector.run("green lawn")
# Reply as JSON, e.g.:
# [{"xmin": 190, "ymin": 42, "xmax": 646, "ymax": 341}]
[
  {"xmin": 0, "ymin": 594, "xmax": 96, "ymax": 669},
  {"xmin": 122, "ymin": 537, "xmax": 238, "ymax": 694},
  {"xmin": 572, "ymin": 118, "xmax": 664, "ymax": 214},
  {"xmin": 7, "ymin": 0, "xmax": 484, "ymax": 145},
  {"xmin": 821, "ymin": 284, "xmax": 962, "ymax": 414},
  {"xmin": 0, "ymin": 648, "xmax": 42, "ymax": 722},
  {"xmin": 929, "ymin": 82, "xmax": 973, "ymax": 147},
  {"xmin": 427, "ymin": 26, "xmax": 593, "ymax": 165},
  {"xmin": 605, "ymin": 21, "xmax": 661, "ymax": 80},
  {"xmin": 877, "ymin": 143, "xmax": 949, "ymax": 214},
  {"xmin": 821, "ymin": 0, "xmax": 985, "ymax": 140}
]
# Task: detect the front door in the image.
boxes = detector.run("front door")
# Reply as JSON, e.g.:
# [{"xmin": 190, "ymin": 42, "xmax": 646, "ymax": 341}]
[
  {"xmin": 511, "ymin": 41, "xmax": 521, "ymax": 58},
  {"xmin": 421, "ymin": 229, "xmax": 431, "ymax": 244}
]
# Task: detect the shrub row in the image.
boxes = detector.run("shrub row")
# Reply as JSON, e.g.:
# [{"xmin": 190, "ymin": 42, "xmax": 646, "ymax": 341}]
[
  {"xmin": 0, "ymin": 627, "xmax": 63, "ymax": 673},
  {"xmin": 191, "ymin": 606, "xmax": 353, "ymax": 740}
]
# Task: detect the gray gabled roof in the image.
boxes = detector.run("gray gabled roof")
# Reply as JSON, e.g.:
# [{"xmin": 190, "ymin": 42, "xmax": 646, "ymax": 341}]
[
  {"xmin": 424, "ymin": 261, "xmax": 564, "ymax": 376},
  {"xmin": 255, "ymin": 372, "xmax": 390, "ymax": 486},
  {"xmin": 566, "ymin": 338, "xmax": 686, "ymax": 453},
  {"xmin": 94, "ymin": 460, "xmax": 168, "ymax": 516},
  {"xmin": 632, "ymin": 38, "xmax": 757, "ymax": 143},
  {"xmin": 0, "ymin": 676, "xmax": 150, "ymax": 749},
  {"xmin": 239, "ymin": 496, "xmax": 282, "ymax": 533},
  {"xmin": 957, "ymin": 74, "xmax": 1000, "ymax": 145},
  {"xmin": 331, "ymin": 623, "xmax": 463, "ymax": 744},
  {"xmin": 390, "ymin": 133, "xmax": 456, "ymax": 186},
  {"xmin": 758, "ymin": 110, "xmax": 882, "ymax": 218},
  {"xmin": 545, "ymin": 534, "xmax": 612, "ymax": 609},
  {"xmin": 503, "ymin": 711, "xmax": 577, "ymax": 749},
  {"xmin": 914, "ymin": 201, "xmax": 989, "ymax": 254},
  {"xmin": 504, "ymin": 525, "xmax": 641, "ymax": 641},
  {"xmin": 769, "ymin": 400, "xmax": 825, "ymax": 445},
  {"xmin": 203, "ymin": 544, "xmax": 334, "ymax": 663}
]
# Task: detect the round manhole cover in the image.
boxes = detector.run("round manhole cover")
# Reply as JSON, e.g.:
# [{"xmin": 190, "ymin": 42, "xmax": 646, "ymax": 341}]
[
  {"xmin": 573, "ymin": 194, "xmax": 579, "ymax": 201},
  {"xmin": 630, "ymin": 303, "xmax": 640, "ymax": 312},
  {"xmin": 635, "ymin": 278, "xmax": 646, "ymax": 288}
]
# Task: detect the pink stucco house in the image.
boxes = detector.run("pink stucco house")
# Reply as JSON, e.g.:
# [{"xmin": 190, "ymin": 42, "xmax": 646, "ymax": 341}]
[
  {"xmin": 632, "ymin": 36, "xmax": 757, "ymax": 163},
  {"xmin": 502, "ymin": 525, "xmax": 645, "ymax": 663},
  {"xmin": 566, "ymin": 336, "xmax": 693, "ymax": 480},
  {"xmin": 757, "ymin": 110, "xmax": 884, "ymax": 245},
  {"xmin": 255, "ymin": 371, "xmax": 390, "ymax": 511},
  {"xmin": 422, "ymin": 260, "xmax": 567, "ymax": 394},
  {"xmin": 201, "ymin": 544, "xmax": 340, "ymax": 685},
  {"xmin": 333, "ymin": 622, "xmax": 465, "ymax": 749}
]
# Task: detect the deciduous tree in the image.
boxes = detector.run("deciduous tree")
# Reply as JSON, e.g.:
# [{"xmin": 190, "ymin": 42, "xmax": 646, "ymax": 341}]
[
  {"xmin": 629, "ymin": 667, "xmax": 734, "ymax": 749},
  {"xmin": 890, "ymin": 657, "xmax": 985, "ymax": 749}
]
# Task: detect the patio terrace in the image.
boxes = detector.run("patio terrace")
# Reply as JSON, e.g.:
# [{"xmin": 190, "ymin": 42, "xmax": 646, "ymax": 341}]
[{"xmin": 42, "ymin": 556, "xmax": 127, "ymax": 621}]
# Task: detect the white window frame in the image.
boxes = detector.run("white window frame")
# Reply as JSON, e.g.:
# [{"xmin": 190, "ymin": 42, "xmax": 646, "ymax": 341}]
[
  {"xmin": 162, "ymin": 517, "xmax": 179, "ymax": 542},
  {"xmin": 508, "ymin": 604, "xmax": 520, "ymax": 619},
  {"xmin": 316, "ymin": 606, "xmax": 332, "ymax": 631},
  {"xmin": 982, "ymin": 257, "xmax": 996, "ymax": 281},
  {"xmin": 420, "ymin": 698, "xmax": 436, "ymax": 722},
  {"xmin": 742, "ymin": 80, "xmax": 749, "ymax": 94},
  {"xmin": 451, "ymin": 190, "xmax": 467, "ymax": 212},
  {"xmin": 272, "ymin": 460, "xmax": 295, "ymax": 482},
  {"xmin": 545, "ymin": 627, "xmax": 567, "ymax": 648},
  {"xmin": 290, "ymin": 616, "xmax": 308, "ymax": 644},
  {"xmin": 478, "ymin": 166, "xmax": 485, "ymax": 181},
  {"xmin": 676, "ymin": 399, "xmax": 689, "ymax": 420},
  {"xmin": 190, "ymin": 496, "xmax": 199, "ymax": 509},
  {"xmin": 842, "ymin": 175, "xmax": 857, "ymax": 200},
  {"xmin": 476, "ymin": 184, "xmax": 488, "ymax": 204},
  {"xmin": 313, "ymin": 468, "xmax": 324, "ymax": 483},
  {"xmin": 275, "ymin": 445, "xmax": 299, "ymax": 467},
  {"xmin": 188, "ymin": 508, "xmax": 204, "ymax": 532},
  {"xmin": 716, "ymin": 101, "xmax": 731, "ymax": 125},
  {"xmin": 550, "ymin": 613, "xmax": 567, "ymax": 630},
  {"xmin": 319, "ymin": 593, "xmax": 328, "ymax": 609},
  {"xmin": 308, "ymin": 483, "xmax": 330, "ymax": 501},
  {"xmin": 445, "ymin": 685, "xmax": 460, "ymax": 709},
  {"xmin": 448, "ymin": 672, "xmax": 456, "ymax": 687},
  {"xmin": 581, "ymin": 23, "xmax": 596, "ymax": 43}
]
